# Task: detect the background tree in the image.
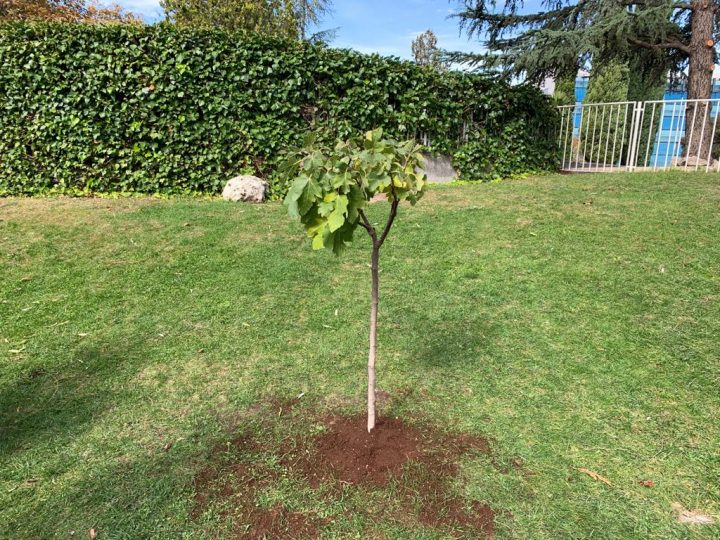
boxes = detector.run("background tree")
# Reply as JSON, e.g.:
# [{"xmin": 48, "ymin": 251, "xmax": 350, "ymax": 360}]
[
  {"xmin": 453, "ymin": 0, "xmax": 719, "ymax": 159},
  {"xmin": 1, "ymin": 0, "xmax": 140, "ymax": 23},
  {"xmin": 161, "ymin": 0, "xmax": 294, "ymax": 35},
  {"xmin": 579, "ymin": 60, "xmax": 630, "ymax": 164},
  {"xmin": 553, "ymin": 72, "xmax": 578, "ymax": 105},
  {"xmin": 293, "ymin": 0, "xmax": 332, "ymax": 40},
  {"xmin": 627, "ymin": 48, "xmax": 670, "ymax": 161},
  {"xmin": 283, "ymin": 129, "xmax": 427, "ymax": 432},
  {"xmin": 161, "ymin": 0, "xmax": 331, "ymax": 39},
  {"xmin": 412, "ymin": 29, "xmax": 447, "ymax": 70}
]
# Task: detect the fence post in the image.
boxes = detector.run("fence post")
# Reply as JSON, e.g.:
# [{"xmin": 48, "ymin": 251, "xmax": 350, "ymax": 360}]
[{"xmin": 626, "ymin": 102, "xmax": 644, "ymax": 171}]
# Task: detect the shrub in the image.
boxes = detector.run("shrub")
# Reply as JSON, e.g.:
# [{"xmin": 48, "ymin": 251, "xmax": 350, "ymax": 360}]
[{"xmin": 0, "ymin": 22, "xmax": 559, "ymax": 197}]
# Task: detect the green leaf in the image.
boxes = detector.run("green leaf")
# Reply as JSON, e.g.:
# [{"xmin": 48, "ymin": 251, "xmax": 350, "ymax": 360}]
[
  {"xmin": 312, "ymin": 230, "xmax": 325, "ymax": 250},
  {"xmin": 284, "ymin": 175, "xmax": 309, "ymax": 218},
  {"xmin": 317, "ymin": 201, "xmax": 334, "ymax": 216},
  {"xmin": 327, "ymin": 194, "xmax": 348, "ymax": 233},
  {"xmin": 298, "ymin": 178, "xmax": 321, "ymax": 216}
]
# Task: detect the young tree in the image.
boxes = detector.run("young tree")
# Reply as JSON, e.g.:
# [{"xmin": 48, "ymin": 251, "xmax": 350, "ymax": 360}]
[
  {"xmin": 284, "ymin": 129, "xmax": 427, "ymax": 432},
  {"xmin": 1, "ymin": 0, "xmax": 141, "ymax": 23},
  {"xmin": 412, "ymin": 29, "xmax": 446, "ymax": 70},
  {"xmin": 453, "ymin": 0, "xmax": 719, "ymax": 159}
]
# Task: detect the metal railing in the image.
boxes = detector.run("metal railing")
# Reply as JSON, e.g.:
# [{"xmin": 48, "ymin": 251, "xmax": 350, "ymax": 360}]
[{"xmin": 558, "ymin": 99, "xmax": 720, "ymax": 173}]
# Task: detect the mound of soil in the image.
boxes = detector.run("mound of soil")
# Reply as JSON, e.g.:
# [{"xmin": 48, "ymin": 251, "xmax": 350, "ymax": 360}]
[
  {"xmin": 297, "ymin": 415, "xmax": 423, "ymax": 486},
  {"xmin": 193, "ymin": 401, "xmax": 512, "ymax": 539}
]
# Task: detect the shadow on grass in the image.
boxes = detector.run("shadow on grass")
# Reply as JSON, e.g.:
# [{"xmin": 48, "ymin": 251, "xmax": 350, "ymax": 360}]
[
  {"xmin": 0, "ymin": 335, "xmax": 217, "ymax": 538},
  {"xmin": 0, "ymin": 338, "xmax": 152, "ymax": 458},
  {"xmin": 408, "ymin": 315, "xmax": 503, "ymax": 370},
  {"xmin": 1, "ymin": 434, "xmax": 199, "ymax": 538}
]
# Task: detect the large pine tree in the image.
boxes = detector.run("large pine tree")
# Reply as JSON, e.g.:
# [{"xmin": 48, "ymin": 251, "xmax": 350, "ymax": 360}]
[{"xmin": 454, "ymin": 0, "xmax": 719, "ymax": 159}]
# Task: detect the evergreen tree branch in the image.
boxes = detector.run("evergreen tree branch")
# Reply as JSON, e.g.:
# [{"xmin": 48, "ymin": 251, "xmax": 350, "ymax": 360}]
[{"xmin": 628, "ymin": 36, "xmax": 692, "ymax": 54}]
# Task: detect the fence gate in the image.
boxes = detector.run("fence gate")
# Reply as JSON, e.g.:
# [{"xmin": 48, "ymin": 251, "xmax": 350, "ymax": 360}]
[{"xmin": 557, "ymin": 99, "xmax": 720, "ymax": 173}]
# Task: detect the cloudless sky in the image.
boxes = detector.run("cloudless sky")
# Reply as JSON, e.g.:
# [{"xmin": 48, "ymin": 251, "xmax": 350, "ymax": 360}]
[{"xmin": 113, "ymin": 0, "xmax": 544, "ymax": 60}]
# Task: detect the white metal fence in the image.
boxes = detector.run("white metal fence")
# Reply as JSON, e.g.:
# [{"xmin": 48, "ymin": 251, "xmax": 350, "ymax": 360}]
[{"xmin": 558, "ymin": 99, "xmax": 720, "ymax": 173}]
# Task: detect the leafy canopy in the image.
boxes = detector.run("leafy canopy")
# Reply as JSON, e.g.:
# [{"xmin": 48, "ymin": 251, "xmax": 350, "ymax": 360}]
[
  {"xmin": 0, "ymin": 0, "xmax": 141, "ymax": 24},
  {"xmin": 283, "ymin": 129, "xmax": 427, "ymax": 254},
  {"xmin": 160, "ymin": 0, "xmax": 331, "ymax": 39},
  {"xmin": 452, "ymin": 0, "xmax": 710, "ymax": 81}
]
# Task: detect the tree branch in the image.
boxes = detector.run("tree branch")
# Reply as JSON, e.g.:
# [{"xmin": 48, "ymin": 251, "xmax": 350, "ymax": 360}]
[
  {"xmin": 357, "ymin": 216, "xmax": 372, "ymax": 234},
  {"xmin": 628, "ymin": 37, "xmax": 692, "ymax": 55},
  {"xmin": 358, "ymin": 209, "xmax": 377, "ymax": 243},
  {"xmin": 377, "ymin": 197, "xmax": 399, "ymax": 248},
  {"xmin": 627, "ymin": 0, "xmax": 692, "ymax": 8}
]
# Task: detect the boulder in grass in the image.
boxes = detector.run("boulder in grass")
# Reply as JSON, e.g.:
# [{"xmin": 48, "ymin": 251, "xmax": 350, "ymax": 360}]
[
  {"xmin": 222, "ymin": 175, "xmax": 268, "ymax": 203},
  {"xmin": 672, "ymin": 155, "xmax": 719, "ymax": 168}
]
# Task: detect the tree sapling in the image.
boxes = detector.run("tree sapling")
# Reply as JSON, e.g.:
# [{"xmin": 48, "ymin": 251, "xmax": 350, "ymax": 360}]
[{"xmin": 284, "ymin": 128, "xmax": 427, "ymax": 432}]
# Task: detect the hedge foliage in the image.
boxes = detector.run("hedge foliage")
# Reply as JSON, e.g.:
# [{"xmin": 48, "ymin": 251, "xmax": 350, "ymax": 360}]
[{"xmin": 0, "ymin": 23, "xmax": 559, "ymax": 196}]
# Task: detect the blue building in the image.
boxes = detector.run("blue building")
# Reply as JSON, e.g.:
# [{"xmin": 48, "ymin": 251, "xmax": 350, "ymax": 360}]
[
  {"xmin": 571, "ymin": 77, "xmax": 720, "ymax": 166},
  {"xmin": 573, "ymin": 76, "xmax": 720, "ymax": 102}
]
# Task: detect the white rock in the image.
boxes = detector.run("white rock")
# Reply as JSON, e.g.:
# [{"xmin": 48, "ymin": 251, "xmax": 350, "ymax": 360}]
[
  {"xmin": 222, "ymin": 175, "xmax": 268, "ymax": 203},
  {"xmin": 673, "ymin": 155, "xmax": 716, "ymax": 168}
]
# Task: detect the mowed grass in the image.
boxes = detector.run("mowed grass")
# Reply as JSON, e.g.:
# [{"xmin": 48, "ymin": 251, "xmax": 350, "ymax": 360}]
[{"xmin": 1, "ymin": 171, "xmax": 719, "ymax": 539}]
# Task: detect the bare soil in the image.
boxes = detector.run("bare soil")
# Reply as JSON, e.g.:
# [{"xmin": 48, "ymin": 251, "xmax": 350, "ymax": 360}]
[
  {"xmin": 294, "ymin": 415, "xmax": 423, "ymax": 487},
  {"xmin": 192, "ymin": 400, "xmax": 509, "ymax": 539}
]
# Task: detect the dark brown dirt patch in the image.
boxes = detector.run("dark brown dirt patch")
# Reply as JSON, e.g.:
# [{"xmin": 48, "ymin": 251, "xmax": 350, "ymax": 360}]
[
  {"xmin": 298, "ymin": 414, "xmax": 423, "ymax": 487},
  {"xmin": 267, "ymin": 396, "xmax": 302, "ymax": 417},
  {"xmin": 239, "ymin": 505, "xmax": 326, "ymax": 540},
  {"xmin": 419, "ymin": 498, "xmax": 495, "ymax": 535},
  {"xmin": 192, "ymin": 457, "xmax": 325, "ymax": 539},
  {"xmin": 398, "ymin": 431, "xmax": 496, "ymax": 538},
  {"xmin": 407, "ymin": 464, "xmax": 495, "ymax": 538},
  {"xmin": 193, "ymin": 408, "xmax": 513, "ymax": 539}
]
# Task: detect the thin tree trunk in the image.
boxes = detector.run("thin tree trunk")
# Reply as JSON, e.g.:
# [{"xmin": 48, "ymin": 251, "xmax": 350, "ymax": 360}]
[
  {"xmin": 359, "ymin": 199, "xmax": 398, "ymax": 433},
  {"xmin": 685, "ymin": 0, "xmax": 715, "ymax": 161},
  {"xmin": 367, "ymin": 242, "xmax": 379, "ymax": 432}
]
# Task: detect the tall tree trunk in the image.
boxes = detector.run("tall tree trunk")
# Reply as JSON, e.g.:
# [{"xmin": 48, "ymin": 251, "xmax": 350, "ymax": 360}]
[
  {"xmin": 685, "ymin": 0, "xmax": 716, "ymax": 161},
  {"xmin": 367, "ymin": 242, "xmax": 379, "ymax": 432}
]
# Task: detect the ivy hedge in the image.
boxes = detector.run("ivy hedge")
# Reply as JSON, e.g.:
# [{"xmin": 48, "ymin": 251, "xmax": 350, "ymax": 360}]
[{"xmin": 0, "ymin": 23, "xmax": 560, "ymax": 197}]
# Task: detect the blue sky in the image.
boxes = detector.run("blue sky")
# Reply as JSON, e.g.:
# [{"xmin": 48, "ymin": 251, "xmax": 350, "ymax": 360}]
[
  {"xmin": 308, "ymin": 0, "xmax": 481, "ymax": 59},
  {"xmin": 115, "ymin": 0, "xmax": 501, "ymax": 59}
]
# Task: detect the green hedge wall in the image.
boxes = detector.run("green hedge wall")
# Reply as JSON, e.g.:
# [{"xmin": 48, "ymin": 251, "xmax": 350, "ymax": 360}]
[{"xmin": 0, "ymin": 23, "xmax": 559, "ymax": 197}]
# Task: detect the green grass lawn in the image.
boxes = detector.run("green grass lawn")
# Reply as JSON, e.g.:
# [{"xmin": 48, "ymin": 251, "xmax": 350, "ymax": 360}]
[{"xmin": 1, "ymin": 171, "xmax": 719, "ymax": 539}]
